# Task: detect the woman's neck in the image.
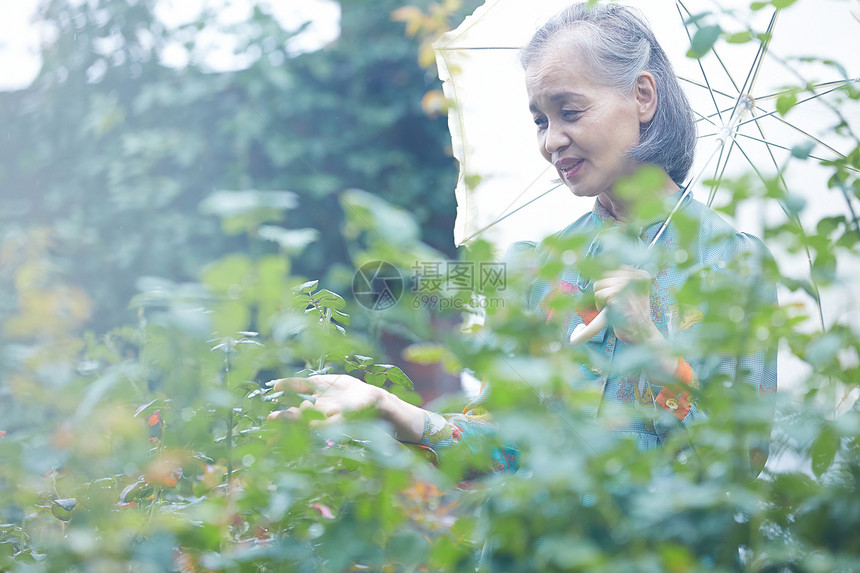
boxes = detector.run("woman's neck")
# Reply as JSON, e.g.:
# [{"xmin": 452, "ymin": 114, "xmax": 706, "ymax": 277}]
[
  {"xmin": 596, "ymin": 192, "xmax": 630, "ymax": 221},
  {"xmin": 597, "ymin": 173, "xmax": 680, "ymax": 222}
]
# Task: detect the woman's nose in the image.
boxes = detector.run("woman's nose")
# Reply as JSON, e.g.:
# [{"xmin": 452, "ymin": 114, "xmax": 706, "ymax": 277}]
[{"xmin": 543, "ymin": 121, "xmax": 571, "ymax": 154}]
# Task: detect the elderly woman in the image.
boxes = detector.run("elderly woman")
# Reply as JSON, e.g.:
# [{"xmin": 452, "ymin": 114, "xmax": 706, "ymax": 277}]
[{"xmin": 269, "ymin": 2, "xmax": 776, "ymax": 472}]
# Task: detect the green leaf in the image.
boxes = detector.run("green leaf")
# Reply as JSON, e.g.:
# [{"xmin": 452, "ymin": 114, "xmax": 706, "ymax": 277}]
[
  {"xmin": 684, "ymin": 12, "xmax": 712, "ymax": 26},
  {"xmin": 816, "ymin": 216, "xmax": 846, "ymax": 237},
  {"xmin": 365, "ymin": 372, "xmax": 387, "ymax": 387},
  {"xmin": 384, "ymin": 366, "xmax": 414, "ymax": 390},
  {"xmin": 772, "ymin": 0, "xmax": 798, "ymax": 8},
  {"xmin": 387, "ymin": 531, "xmax": 429, "ymax": 566},
  {"xmin": 725, "ymin": 31, "xmax": 753, "ymax": 44},
  {"xmin": 331, "ymin": 309, "xmax": 350, "ymax": 325},
  {"xmin": 811, "ymin": 251, "xmax": 837, "ymax": 284},
  {"xmin": 805, "ymin": 332, "xmax": 841, "ymax": 366},
  {"xmin": 810, "ymin": 425, "xmax": 839, "ymax": 478},
  {"xmin": 782, "ymin": 192, "xmax": 807, "ymax": 215},
  {"xmin": 776, "ymin": 93, "xmax": 798, "ymax": 116},
  {"xmin": 51, "ymin": 498, "xmax": 77, "ymax": 521},
  {"xmin": 790, "ymin": 141, "xmax": 816, "ymax": 159},
  {"xmin": 366, "ymin": 364, "xmax": 386, "ymax": 375},
  {"xmin": 687, "ymin": 25, "xmax": 722, "ymax": 59},
  {"xmin": 341, "ymin": 457, "xmax": 361, "ymax": 471},
  {"xmin": 402, "ymin": 343, "xmax": 446, "ymax": 364},
  {"xmin": 213, "ymin": 300, "xmax": 251, "ymax": 337},
  {"xmin": 296, "ymin": 280, "xmax": 319, "ymax": 294},
  {"xmin": 258, "ymin": 226, "xmax": 319, "ymax": 254},
  {"xmin": 750, "ymin": 1, "xmax": 769, "ymax": 9},
  {"xmin": 199, "ymin": 190, "xmax": 298, "ymax": 218},
  {"xmin": 464, "ymin": 173, "xmax": 483, "ymax": 189},
  {"xmin": 302, "ymin": 409, "xmax": 326, "ymax": 423},
  {"xmin": 202, "ymin": 255, "xmax": 252, "ymax": 294},
  {"xmin": 312, "ymin": 289, "xmax": 346, "ymax": 310},
  {"xmin": 341, "ymin": 188, "xmax": 420, "ymax": 246}
]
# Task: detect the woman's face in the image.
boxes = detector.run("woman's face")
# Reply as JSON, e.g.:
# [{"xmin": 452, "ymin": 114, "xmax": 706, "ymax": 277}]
[{"xmin": 525, "ymin": 34, "xmax": 656, "ymax": 206}]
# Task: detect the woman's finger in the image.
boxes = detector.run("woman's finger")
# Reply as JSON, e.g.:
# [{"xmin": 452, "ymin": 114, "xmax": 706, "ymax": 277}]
[
  {"xmin": 321, "ymin": 412, "xmax": 344, "ymax": 425},
  {"xmin": 599, "ymin": 267, "xmax": 650, "ymax": 282},
  {"xmin": 594, "ymin": 284, "xmax": 624, "ymax": 305},
  {"xmin": 270, "ymin": 377, "xmax": 314, "ymax": 394},
  {"xmin": 594, "ymin": 275, "xmax": 630, "ymax": 290},
  {"xmin": 267, "ymin": 406, "xmax": 302, "ymax": 421},
  {"xmin": 298, "ymin": 399, "xmax": 315, "ymax": 411}
]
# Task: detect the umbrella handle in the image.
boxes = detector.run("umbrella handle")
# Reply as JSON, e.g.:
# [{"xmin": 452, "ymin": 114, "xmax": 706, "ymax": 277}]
[{"xmin": 568, "ymin": 307, "xmax": 608, "ymax": 346}]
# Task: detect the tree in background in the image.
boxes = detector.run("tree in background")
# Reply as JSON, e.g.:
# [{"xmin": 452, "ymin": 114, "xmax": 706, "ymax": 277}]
[{"xmin": 0, "ymin": 0, "xmax": 476, "ymax": 331}]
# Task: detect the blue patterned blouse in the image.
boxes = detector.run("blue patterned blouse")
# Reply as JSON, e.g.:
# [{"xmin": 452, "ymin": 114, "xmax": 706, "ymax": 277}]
[{"xmin": 417, "ymin": 193, "xmax": 778, "ymax": 473}]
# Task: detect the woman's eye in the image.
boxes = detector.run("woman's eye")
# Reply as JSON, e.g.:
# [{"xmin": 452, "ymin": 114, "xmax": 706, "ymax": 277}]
[
  {"xmin": 533, "ymin": 116, "xmax": 547, "ymax": 128},
  {"xmin": 562, "ymin": 110, "xmax": 582, "ymax": 121}
]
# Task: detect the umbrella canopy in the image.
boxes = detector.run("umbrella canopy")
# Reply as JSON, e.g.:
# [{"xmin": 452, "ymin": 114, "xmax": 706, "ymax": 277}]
[{"xmin": 434, "ymin": 0, "xmax": 860, "ymax": 388}]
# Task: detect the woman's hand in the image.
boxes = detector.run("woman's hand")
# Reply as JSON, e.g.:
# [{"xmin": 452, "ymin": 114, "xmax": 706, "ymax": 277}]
[
  {"xmin": 267, "ymin": 374, "xmax": 383, "ymax": 424},
  {"xmin": 267, "ymin": 374, "xmax": 426, "ymax": 443},
  {"xmin": 594, "ymin": 265, "xmax": 661, "ymax": 345}
]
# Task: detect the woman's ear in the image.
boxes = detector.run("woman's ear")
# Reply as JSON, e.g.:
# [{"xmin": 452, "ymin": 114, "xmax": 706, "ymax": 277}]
[{"xmin": 634, "ymin": 72, "xmax": 658, "ymax": 123}]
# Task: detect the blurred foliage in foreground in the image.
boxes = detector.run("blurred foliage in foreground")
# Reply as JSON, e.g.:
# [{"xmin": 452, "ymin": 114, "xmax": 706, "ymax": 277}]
[
  {"xmin": 3, "ymin": 163, "xmax": 860, "ymax": 571},
  {"xmin": 2, "ymin": 0, "xmax": 860, "ymax": 571}
]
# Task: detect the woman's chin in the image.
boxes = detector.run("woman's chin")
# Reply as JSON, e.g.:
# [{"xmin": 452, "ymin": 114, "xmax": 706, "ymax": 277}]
[{"xmin": 566, "ymin": 184, "xmax": 597, "ymax": 198}]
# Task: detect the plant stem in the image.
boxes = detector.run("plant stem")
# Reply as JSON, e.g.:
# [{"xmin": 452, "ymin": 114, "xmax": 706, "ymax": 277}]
[{"xmin": 225, "ymin": 353, "xmax": 233, "ymax": 482}]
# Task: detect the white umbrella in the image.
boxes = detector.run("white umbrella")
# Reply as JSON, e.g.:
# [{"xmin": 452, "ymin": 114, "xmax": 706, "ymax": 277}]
[{"xmin": 434, "ymin": 0, "xmax": 860, "ymax": 388}]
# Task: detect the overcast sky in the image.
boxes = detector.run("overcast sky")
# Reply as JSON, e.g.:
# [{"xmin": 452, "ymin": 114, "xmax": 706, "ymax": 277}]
[{"xmin": 0, "ymin": 0, "xmax": 341, "ymax": 91}]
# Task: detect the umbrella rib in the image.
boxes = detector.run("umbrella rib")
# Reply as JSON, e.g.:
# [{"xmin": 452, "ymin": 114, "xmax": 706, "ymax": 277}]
[
  {"xmin": 748, "ymin": 116, "xmax": 848, "ymax": 162},
  {"xmin": 740, "ymin": 107, "xmax": 854, "ymax": 163},
  {"xmin": 679, "ymin": 77, "xmax": 736, "ymax": 102},
  {"xmin": 733, "ymin": 132, "xmax": 842, "ymax": 166},
  {"xmin": 698, "ymin": 104, "xmax": 743, "ymax": 127},
  {"xmin": 752, "ymin": 106, "xmax": 860, "ymax": 242},
  {"xmin": 676, "ymin": 0, "xmax": 725, "ymax": 122},
  {"xmin": 706, "ymin": 139, "xmax": 734, "ymax": 207},
  {"xmin": 679, "ymin": 1, "xmax": 742, "ymax": 94},
  {"xmin": 708, "ymin": 46, "xmax": 741, "ymax": 94},
  {"xmin": 744, "ymin": 9, "xmax": 779, "ymax": 95},
  {"xmin": 698, "ymin": 131, "xmax": 722, "ymax": 140},
  {"xmin": 728, "ymin": 134, "xmax": 827, "ymax": 330},
  {"xmin": 758, "ymin": 47, "xmax": 860, "ymax": 143},
  {"xmin": 749, "ymin": 108, "xmax": 795, "ymax": 202},
  {"xmin": 755, "ymin": 78, "xmax": 860, "ymax": 102},
  {"xmin": 748, "ymin": 83, "xmax": 855, "ymax": 116},
  {"xmin": 740, "ymin": 86, "xmax": 858, "ymax": 155},
  {"xmin": 695, "ymin": 113, "xmax": 721, "ymax": 130},
  {"xmin": 727, "ymin": 9, "xmax": 778, "ymax": 124},
  {"xmin": 460, "ymin": 181, "xmax": 565, "ymax": 244}
]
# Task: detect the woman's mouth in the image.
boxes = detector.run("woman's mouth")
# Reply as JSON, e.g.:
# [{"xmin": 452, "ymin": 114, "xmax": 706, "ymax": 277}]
[{"xmin": 555, "ymin": 158, "xmax": 584, "ymax": 180}]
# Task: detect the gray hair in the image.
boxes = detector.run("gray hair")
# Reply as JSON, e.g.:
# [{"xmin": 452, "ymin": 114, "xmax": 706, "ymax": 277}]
[{"xmin": 520, "ymin": 3, "xmax": 696, "ymax": 185}]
